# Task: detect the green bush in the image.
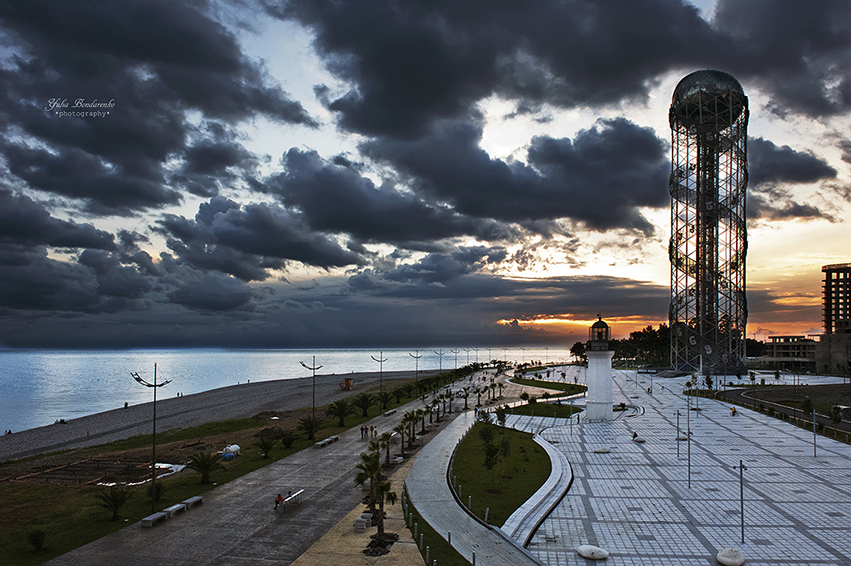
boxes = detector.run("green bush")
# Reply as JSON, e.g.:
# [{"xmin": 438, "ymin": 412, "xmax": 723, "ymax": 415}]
[{"xmin": 27, "ymin": 530, "xmax": 46, "ymax": 552}]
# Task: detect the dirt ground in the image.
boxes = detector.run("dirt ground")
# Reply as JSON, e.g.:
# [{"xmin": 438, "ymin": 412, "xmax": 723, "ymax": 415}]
[{"xmin": 746, "ymin": 383, "xmax": 851, "ymax": 408}]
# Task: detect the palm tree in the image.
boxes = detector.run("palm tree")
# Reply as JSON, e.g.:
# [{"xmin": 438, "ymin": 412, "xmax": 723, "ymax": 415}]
[
  {"xmin": 354, "ymin": 449, "xmax": 381, "ymax": 516},
  {"xmin": 353, "ymin": 392, "xmax": 376, "ymax": 417},
  {"xmin": 418, "ymin": 408, "xmax": 427, "ymax": 434},
  {"xmin": 391, "ymin": 386, "xmax": 406, "ymax": 404},
  {"xmin": 186, "ymin": 451, "xmax": 226, "ymax": 484},
  {"xmin": 392, "ymin": 422, "xmax": 406, "ymax": 458},
  {"xmin": 462, "ymin": 386, "xmax": 471, "ymax": 410},
  {"xmin": 497, "ymin": 382, "xmax": 504, "ymax": 398},
  {"xmin": 297, "ymin": 416, "xmax": 321, "ymax": 440},
  {"xmin": 475, "ymin": 387, "xmax": 483, "ymax": 407},
  {"xmin": 95, "ymin": 486, "xmax": 132, "ymax": 521},
  {"xmin": 372, "ymin": 477, "xmax": 398, "ymax": 540},
  {"xmin": 326, "ymin": 399, "xmax": 356, "ymax": 427},
  {"xmin": 254, "ymin": 437, "xmax": 277, "ymax": 458},
  {"xmin": 377, "ymin": 390, "xmax": 393, "ymax": 411},
  {"xmin": 379, "ymin": 431, "xmax": 394, "ymax": 467}
]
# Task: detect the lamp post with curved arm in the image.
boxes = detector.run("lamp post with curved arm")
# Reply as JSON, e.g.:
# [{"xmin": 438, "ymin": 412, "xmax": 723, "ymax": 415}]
[
  {"xmin": 371, "ymin": 352, "xmax": 387, "ymax": 397},
  {"xmin": 131, "ymin": 363, "xmax": 171, "ymax": 515},
  {"xmin": 300, "ymin": 356, "xmax": 322, "ymax": 427}
]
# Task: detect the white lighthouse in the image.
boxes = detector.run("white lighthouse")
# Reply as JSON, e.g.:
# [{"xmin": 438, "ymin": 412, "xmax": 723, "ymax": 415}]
[{"xmin": 585, "ymin": 316, "xmax": 614, "ymax": 421}]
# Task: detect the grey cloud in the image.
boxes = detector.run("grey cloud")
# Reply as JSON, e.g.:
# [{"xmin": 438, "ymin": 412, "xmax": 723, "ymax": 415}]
[
  {"xmin": 748, "ymin": 137, "xmax": 837, "ymax": 187},
  {"xmin": 363, "ymin": 118, "xmax": 669, "ymax": 234}
]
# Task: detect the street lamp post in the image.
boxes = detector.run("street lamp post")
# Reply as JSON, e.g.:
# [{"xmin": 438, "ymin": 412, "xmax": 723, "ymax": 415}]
[
  {"xmin": 410, "ymin": 350, "xmax": 422, "ymax": 387},
  {"xmin": 299, "ymin": 356, "xmax": 322, "ymax": 437},
  {"xmin": 434, "ymin": 349, "xmax": 445, "ymax": 372},
  {"xmin": 450, "ymin": 349, "xmax": 459, "ymax": 370},
  {"xmin": 371, "ymin": 352, "xmax": 387, "ymax": 397},
  {"xmin": 131, "ymin": 363, "xmax": 171, "ymax": 515}
]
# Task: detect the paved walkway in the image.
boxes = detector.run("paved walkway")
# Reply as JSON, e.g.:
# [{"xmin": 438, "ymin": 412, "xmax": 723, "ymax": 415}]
[
  {"xmin": 521, "ymin": 367, "xmax": 851, "ymax": 565},
  {"xmin": 43, "ymin": 383, "xmax": 456, "ymax": 566}
]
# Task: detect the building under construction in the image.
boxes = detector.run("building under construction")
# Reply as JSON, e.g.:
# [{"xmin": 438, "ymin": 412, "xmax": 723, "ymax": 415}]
[
  {"xmin": 668, "ymin": 70, "xmax": 749, "ymax": 373},
  {"xmin": 817, "ymin": 263, "xmax": 851, "ymax": 373}
]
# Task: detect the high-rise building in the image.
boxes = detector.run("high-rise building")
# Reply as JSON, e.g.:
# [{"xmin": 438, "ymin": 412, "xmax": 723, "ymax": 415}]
[
  {"xmin": 668, "ymin": 70, "xmax": 749, "ymax": 372},
  {"xmin": 817, "ymin": 263, "xmax": 851, "ymax": 374},
  {"xmin": 823, "ymin": 263, "xmax": 851, "ymax": 334}
]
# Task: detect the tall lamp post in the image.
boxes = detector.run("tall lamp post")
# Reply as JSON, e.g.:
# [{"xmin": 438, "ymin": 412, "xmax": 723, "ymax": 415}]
[
  {"xmin": 371, "ymin": 351, "xmax": 387, "ymax": 397},
  {"xmin": 450, "ymin": 349, "xmax": 460, "ymax": 370},
  {"xmin": 409, "ymin": 350, "xmax": 422, "ymax": 387},
  {"xmin": 131, "ymin": 363, "xmax": 171, "ymax": 514},
  {"xmin": 300, "ymin": 356, "xmax": 322, "ymax": 438},
  {"xmin": 434, "ymin": 349, "xmax": 445, "ymax": 372}
]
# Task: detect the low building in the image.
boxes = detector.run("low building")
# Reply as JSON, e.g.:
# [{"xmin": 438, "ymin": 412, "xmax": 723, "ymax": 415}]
[{"xmin": 764, "ymin": 335, "xmax": 817, "ymax": 372}]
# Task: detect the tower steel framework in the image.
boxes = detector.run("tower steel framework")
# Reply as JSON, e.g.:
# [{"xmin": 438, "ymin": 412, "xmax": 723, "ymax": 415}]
[{"xmin": 669, "ymin": 70, "xmax": 749, "ymax": 372}]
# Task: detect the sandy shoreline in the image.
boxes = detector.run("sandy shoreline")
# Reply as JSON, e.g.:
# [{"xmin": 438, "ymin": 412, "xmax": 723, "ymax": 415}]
[{"xmin": 0, "ymin": 369, "xmax": 436, "ymax": 463}]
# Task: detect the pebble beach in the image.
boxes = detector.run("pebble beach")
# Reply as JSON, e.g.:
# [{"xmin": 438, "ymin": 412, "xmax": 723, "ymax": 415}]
[{"xmin": 0, "ymin": 370, "xmax": 432, "ymax": 463}]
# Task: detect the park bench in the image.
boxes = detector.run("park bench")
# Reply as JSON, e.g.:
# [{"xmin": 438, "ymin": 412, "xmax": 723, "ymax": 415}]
[
  {"xmin": 141, "ymin": 512, "xmax": 167, "ymax": 528},
  {"xmin": 182, "ymin": 495, "xmax": 203, "ymax": 509},
  {"xmin": 383, "ymin": 409, "xmax": 396, "ymax": 416},
  {"xmin": 163, "ymin": 503, "xmax": 186, "ymax": 518},
  {"xmin": 313, "ymin": 435, "xmax": 339, "ymax": 448},
  {"xmin": 353, "ymin": 512, "xmax": 372, "ymax": 532},
  {"xmin": 276, "ymin": 489, "xmax": 305, "ymax": 513}
]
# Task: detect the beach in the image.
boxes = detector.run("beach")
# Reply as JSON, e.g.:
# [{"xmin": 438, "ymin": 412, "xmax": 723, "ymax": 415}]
[{"xmin": 0, "ymin": 370, "xmax": 434, "ymax": 463}]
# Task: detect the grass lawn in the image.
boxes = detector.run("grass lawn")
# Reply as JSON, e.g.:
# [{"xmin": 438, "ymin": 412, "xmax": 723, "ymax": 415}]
[
  {"xmin": 511, "ymin": 378, "xmax": 586, "ymax": 397},
  {"xmin": 450, "ymin": 422, "xmax": 551, "ymax": 527},
  {"xmin": 508, "ymin": 403, "xmax": 582, "ymax": 418},
  {"xmin": 404, "ymin": 493, "xmax": 470, "ymax": 566},
  {"xmin": 2, "ymin": 370, "xmax": 471, "ymax": 565}
]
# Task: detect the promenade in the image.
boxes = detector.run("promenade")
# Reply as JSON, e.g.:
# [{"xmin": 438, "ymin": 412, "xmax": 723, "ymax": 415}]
[{"xmin": 406, "ymin": 367, "xmax": 851, "ymax": 565}]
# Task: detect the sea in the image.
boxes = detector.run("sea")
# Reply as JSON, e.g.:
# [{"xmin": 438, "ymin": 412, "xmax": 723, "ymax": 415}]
[{"xmin": 0, "ymin": 346, "xmax": 574, "ymax": 434}]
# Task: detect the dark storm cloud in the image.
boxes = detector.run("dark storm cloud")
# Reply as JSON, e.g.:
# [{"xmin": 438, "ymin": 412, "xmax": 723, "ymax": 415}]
[
  {"xmin": 0, "ymin": 0, "xmax": 314, "ymax": 212},
  {"xmin": 748, "ymin": 137, "xmax": 837, "ymax": 187},
  {"xmin": 167, "ymin": 272, "xmax": 254, "ymax": 312},
  {"xmin": 172, "ymin": 122, "xmax": 258, "ymax": 197},
  {"xmin": 363, "ymin": 118, "xmax": 669, "ymax": 234},
  {"xmin": 268, "ymin": 148, "xmax": 515, "ymax": 247},
  {"xmin": 0, "ymin": 189, "xmax": 115, "ymax": 249},
  {"xmin": 747, "ymin": 137, "xmax": 838, "ymax": 221},
  {"xmin": 277, "ymin": 0, "xmax": 718, "ymax": 138},
  {"xmin": 156, "ymin": 196, "xmax": 363, "ymax": 281},
  {"xmin": 714, "ymin": 0, "xmax": 851, "ymax": 117}
]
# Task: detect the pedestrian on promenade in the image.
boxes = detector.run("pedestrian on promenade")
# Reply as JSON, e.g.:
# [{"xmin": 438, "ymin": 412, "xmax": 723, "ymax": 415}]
[{"xmin": 274, "ymin": 493, "xmax": 283, "ymax": 510}]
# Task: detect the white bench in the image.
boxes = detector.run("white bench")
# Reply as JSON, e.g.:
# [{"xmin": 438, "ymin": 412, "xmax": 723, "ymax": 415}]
[
  {"xmin": 383, "ymin": 409, "xmax": 397, "ymax": 416},
  {"xmin": 141, "ymin": 512, "xmax": 167, "ymax": 527},
  {"xmin": 313, "ymin": 435, "xmax": 339, "ymax": 448},
  {"xmin": 163, "ymin": 503, "xmax": 186, "ymax": 518},
  {"xmin": 353, "ymin": 512, "xmax": 372, "ymax": 532},
  {"xmin": 182, "ymin": 495, "xmax": 203, "ymax": 509},
  {"xmin": 276, "ymin": 489, "xmax": 305, "ymax": 513}
]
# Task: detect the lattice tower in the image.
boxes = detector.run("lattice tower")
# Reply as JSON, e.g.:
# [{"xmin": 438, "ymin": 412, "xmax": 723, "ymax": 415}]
[{"xmin": 669, "ymin": 70, "xmax": 749, "ymax": 372}]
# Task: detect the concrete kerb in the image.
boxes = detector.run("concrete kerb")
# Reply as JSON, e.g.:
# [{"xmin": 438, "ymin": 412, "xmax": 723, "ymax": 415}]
[{"xmin": 501, "ymin": 427, "xmax": 574, "ymax": 548}]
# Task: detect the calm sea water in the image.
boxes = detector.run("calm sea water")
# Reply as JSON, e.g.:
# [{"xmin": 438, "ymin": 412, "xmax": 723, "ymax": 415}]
[{"xmin": 0, "ymin": 347, "xmax": 573, "ymax": 433}]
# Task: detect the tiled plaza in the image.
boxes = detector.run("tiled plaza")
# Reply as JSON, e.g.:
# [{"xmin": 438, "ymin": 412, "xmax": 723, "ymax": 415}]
[{"xmin": 509, "ymin": 368, "xmax": 851, "ymax": 565}]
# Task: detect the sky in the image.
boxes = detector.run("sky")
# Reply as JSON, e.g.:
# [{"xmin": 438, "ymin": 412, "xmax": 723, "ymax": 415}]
[{"xmin": 0, "ymin": 0, "xmax": 849, "ymax": 349}]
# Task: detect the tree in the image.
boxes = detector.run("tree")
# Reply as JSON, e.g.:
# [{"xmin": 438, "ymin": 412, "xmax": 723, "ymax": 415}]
[
  {"xmin": 353, "ymin": 393, "xmax": 376, "ymax": 417},
  {"xmin": 186, "ymin": 451, "xmax": 226, "ymax": 484},
  {"xmin": 354, "ymin": 449, "xmax": 381, "ymax": 516},
  {"xmin": 95, "ymin": 486, "xmax": 132, "ymax": 521},
  {"xmin": 377, "ymin": 390, "xmax": 393, "ymax": 411},
  {"xmin": 326, "ymin": 399, "xmax": 356, "ymax": 427},
  {"xmin": 391, "ymin": 386, "xmax": 406, "ymax": 404},
  {"xmin": 254, "ymin": 437, "xmax": 277, "ymax": 458},
  {"xmin": 297, "ymin": 416, "xmax": 321, "ymax": 440},
  {"xmin": 801, "ymin": 396, "xmax": 813, "ymax": 416},
  {"xmin": 495, "ymin": 405, "xmax": 507, "ymax": 427},
  {"xmin": 280, "ymin": 429, "xmax": 295, "ymax": 449},
  {"xmin": 379, "ymin": 431, "xmax": 394, "ymax": 467},
  {"xmin": 372, "ymin": 477, "xmax": 398, "ymax": 539},
  {"xmin": 570, "ymin": 341, "xmax": 586, "ymax": 363},
  {"xmin": 461, "ymin": 386, "xmax": 471, "ymax": 410},
  {"xmin": 497, "ymin": 382, "xmax": 504, "ymax": 398},
  {"xmin": 393, "ymin": 422, "xmax": 407, "ymax": 458}
]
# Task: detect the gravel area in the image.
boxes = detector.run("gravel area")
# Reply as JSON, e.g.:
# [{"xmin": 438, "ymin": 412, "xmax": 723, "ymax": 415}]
[{"xmin": 0, "ymin": 370, "xmax": 434, "ymax": 463}]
